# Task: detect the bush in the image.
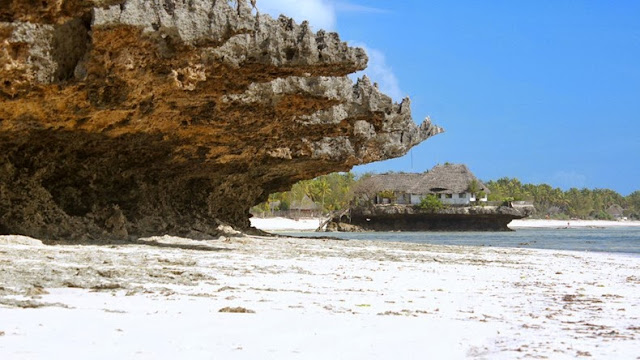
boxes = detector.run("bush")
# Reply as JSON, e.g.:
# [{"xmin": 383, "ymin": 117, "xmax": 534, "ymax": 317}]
[
  {"xmin": 594, "ymin": 210, "xmax": 613, "ymax": 220},
  {"xmin": 415, "ymin": 195, "xmax": 444, "ymax": 212},
  {"xmin": 551, "ymin": 213, "xmax": 570, "ymax": 220},
  {"xmin": 378, "ymin": 189, "xmax": 396, "ymax": 203},
  {"xmin": 501, "ymin": 197, "xmax": 515, "ymax": 206}
]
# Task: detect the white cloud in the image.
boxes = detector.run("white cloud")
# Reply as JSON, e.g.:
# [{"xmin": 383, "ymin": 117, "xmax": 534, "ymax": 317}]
[
  {"xmin": 334, "ymin": 2, "xmax": 389, "ymax": 14},
  {"xmin": 258, "ymin": 0, "xmax": 336, "ymax": 30},
  {"xmin": 350, "ymin": 43, "xmax": 405, "ymax": 102}
]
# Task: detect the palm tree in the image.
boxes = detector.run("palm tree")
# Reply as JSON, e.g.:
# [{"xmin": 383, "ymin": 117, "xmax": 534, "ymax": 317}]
[{"xmin": 315, "ymin": 178, "xmax": 332, "ymax": 213}]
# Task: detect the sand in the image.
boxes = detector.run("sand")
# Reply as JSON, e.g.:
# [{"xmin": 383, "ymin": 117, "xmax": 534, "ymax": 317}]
[
  {"xmin": 1, "ymin": 233, "xmax": 639, "ymax": 359},
  {"xmin": 250, "ymin": 217, "xmax": 324, "ymax": 231}
]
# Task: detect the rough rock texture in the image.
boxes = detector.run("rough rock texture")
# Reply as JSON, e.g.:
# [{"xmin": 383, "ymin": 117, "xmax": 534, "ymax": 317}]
[
  {"xmin": 325, "ymin": 222, "xmax": 364, "ymax": 232},
  {"xmin": 329, "ymin": 205, "xmax": 535, "ymax": 232},
  {"xmin": 0, "ymin": 0, "xmax": 442, "ymax": 240}
]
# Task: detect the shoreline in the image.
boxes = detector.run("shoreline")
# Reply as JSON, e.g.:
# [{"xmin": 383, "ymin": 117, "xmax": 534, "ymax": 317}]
[
  {"xmin": 251, "ymin": 216, "xmax": 640, "ymax": 232},
  {"xmin": 250, "ymin": 217, "xmax": 325, "ymax": 231},
  {"xmin": 509, "ymin": 219, "xmax": 640, "ymax": 228},
  {"xmin": 1, "ymin": 234, "xmax": 639, "ymax": 358}
]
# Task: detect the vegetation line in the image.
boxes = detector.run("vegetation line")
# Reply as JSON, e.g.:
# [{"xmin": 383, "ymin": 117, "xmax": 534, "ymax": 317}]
[{"xmin": 253, "ymin": 172, "xmax": 640, "ymax": 220}]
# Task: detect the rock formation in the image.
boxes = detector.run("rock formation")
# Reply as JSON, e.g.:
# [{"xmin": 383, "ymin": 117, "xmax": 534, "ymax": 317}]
[
  {"xmin": 0, "ymin": 0, "xmax": 442, "ymax": 240},
  {"xmin": 328, "ymin": 205, "xmax": 535, "ymax": 232}
]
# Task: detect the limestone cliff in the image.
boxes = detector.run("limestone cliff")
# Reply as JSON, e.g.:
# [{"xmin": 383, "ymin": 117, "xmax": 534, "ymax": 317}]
[{"xmin": 0, "ymin": 0, "xmax": 442, "ymax": 240}]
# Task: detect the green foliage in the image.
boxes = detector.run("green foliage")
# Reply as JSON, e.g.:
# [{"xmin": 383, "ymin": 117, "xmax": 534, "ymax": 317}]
[
  {"xmin": 378, "ymin": 189, "xmax": 396, "ymax": 202},
  {"xmin": 468, "ymin": 179, "xmax": 480, "ymax": 195},
  {"xmin": 552, "ymin": 213, "xmax": 570, "ymax": 220},
  {"xmin": 254, "ymin": 171, "xmax": 638, "ymax": 220},
  {"xmin": 254, "ymin": 172, "xmax": 358, "ymax": 214},
  {"xmin": 415, "ymin": 195, "xmax": 444, "ymax": 212},
  {"xmin": 485, "ymin": 178, "xmax": 634, "ymax": 220},
  {"xmin": 626, "ymin": 191, "xmax": 640, "ymax": 219},
  {"xmin": 594, "ymin": 210, "xmax": 613, "ymax": 220}
]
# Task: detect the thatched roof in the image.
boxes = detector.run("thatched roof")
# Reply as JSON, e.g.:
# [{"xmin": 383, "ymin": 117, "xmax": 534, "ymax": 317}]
[
  {"xmin": 355, "ymin": 164, "xmax": 490, "ymax": 195},
  {"xmin": 411, "ymin": 164, "xmax": 490, "ymax": 194},
  {"xmin": 352, "ymin": 173, "xmax": 423, "ymax": 195},
  {"xmin": 606, "ymin": 204, "xmax": 624, "ymax": 217},
  {"xmin": 290, "ymin": 195, "xmax": 319, "ymax": 211}
]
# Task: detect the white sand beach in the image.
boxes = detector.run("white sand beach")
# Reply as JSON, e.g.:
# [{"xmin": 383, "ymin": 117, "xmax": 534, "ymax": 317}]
[
  {"xmin": 250, "ymin": 217, "xmax": 325, "ymax": 231},
  {"xmin": 1, "ymin": 233, "xmax": 639, "ymax": 359}
]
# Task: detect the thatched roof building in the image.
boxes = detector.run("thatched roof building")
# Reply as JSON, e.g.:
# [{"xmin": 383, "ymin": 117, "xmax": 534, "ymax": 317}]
[
  {"xmin": 353, "ymin": 173, "xmax": 423, "ymax": 195},
  {"xmin": 411, "ymin": 164, "xmax": 490, "ymax": 195},
  {"xmin": 290, "ymin": 195, "xmax": 320, "ymax": 211},
  {"xmin": 354, "ymin": 164, "xmax": 490, "ymax": 197},
  {"xmin": 606, "ymin": 204, "xmax": 624, "ymax": 218}
]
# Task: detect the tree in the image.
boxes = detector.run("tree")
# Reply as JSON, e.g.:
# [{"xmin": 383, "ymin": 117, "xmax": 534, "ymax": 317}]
[
  {"xmin": 626, "ymin": 191, "xmax": 640, "ymax": 219},
  {"xmin": 415, "ymin": 195, "xmax": 443, "ymax": 212},
  {"xmin": 255, "ymin": 172, "xmax": 638, "ymax": 220},
  {"xmin": 378, "ymin": 189, "xmax": 396, "ymax": 203},
  {"xmin": 468, "ymin": 179, "xmax": 480, "ymax": 196},
  {"xmin": 314, "ymin": 178, "xmax": 332, "ymax": 212}
]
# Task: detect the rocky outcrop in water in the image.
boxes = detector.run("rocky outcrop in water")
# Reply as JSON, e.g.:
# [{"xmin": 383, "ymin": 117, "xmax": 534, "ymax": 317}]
[
  {"xmin": 0, "ymin": 0, "xmax": 442, "ymax": 240},
  {"xmin": 328, "ymin": 205, "xmax": 535, "ymax": 232}
]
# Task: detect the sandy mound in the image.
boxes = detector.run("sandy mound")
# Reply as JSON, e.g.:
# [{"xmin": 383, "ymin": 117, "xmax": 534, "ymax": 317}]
[{"xmin": 0, "ymin": 236, "xmax": 44, "ymax": 246}]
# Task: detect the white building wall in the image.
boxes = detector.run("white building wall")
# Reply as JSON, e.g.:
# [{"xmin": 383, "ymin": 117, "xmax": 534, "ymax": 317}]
[
  {"xmin": 467, "ymin": 193, "xmax": 488, "ymax": 203},
  {"xmin": 407, "ymin": 192, "xmax": 484, "ymax": 206},
  {"xmin": 439, "ymin": 192, "xmax": 471, "ymax": 205},
  {"xmin": 470, "ymin": 193, "xmax": 488, "ymax": 202}
]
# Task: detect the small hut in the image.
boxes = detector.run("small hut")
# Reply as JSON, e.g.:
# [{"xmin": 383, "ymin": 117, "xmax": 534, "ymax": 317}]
[
  {"xmin": 412, "ymin": 164, "xmax": 490, "ymax": 205},
  {"xmin": 352, "ymin": 173, "xmax": 422, "ymax": 205},
  {"xmin": 289, "ymin": 195, "xmax": 320, "ymax": 217},
  {"xmin": 606, "ymin": 204, "xmax": 625, "ymax": 220}
]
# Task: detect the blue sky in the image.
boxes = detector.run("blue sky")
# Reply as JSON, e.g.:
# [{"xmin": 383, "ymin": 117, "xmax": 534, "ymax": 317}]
[{"xmin": 260, "ymin": 1, "xmax": 640, "ymax": 195}]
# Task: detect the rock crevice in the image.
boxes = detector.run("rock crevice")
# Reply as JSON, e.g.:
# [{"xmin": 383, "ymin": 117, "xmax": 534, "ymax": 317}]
[{"xmin": 0, "ymin": 0, "xmax": 443, "ymax": 240}]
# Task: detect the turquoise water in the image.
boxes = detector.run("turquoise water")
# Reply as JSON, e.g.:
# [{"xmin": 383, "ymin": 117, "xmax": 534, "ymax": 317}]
[{"xmin": 278, "ymin": 227, "xmax": 640, "ymax": 255}]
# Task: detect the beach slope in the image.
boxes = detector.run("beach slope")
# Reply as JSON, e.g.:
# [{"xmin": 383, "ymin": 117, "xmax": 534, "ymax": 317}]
[{"xmin": 1, "ymin": 234, "xmax": 639, "ymax": 359}]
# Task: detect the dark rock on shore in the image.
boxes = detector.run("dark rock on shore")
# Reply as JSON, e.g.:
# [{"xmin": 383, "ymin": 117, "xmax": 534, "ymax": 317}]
[
  {"xmin": 325, "ymin": 222, "xmax": 365, "ymax": 232},
  {"xmin": 327, "ymin": 204, "xmax": 535, "ymax": 232}
]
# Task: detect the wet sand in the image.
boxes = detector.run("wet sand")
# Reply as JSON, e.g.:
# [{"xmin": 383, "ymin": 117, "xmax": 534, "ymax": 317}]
[{"xmin": 1, "ymin": 234, "xmax": 639, "ymax": 359}]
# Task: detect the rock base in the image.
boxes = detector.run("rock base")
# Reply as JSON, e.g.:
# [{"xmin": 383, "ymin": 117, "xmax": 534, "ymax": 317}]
[
  {"xmin": 328, "ymin": 204, "xmax": 534, "ymax": 232},
  {"xmin": 344, "ymin": 213, "xmax": 518, "ymax": 232}
]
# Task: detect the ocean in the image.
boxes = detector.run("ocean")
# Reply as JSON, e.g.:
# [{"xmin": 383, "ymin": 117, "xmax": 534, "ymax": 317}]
[{"xmin": 278, "ymin": 227, "xmax": 640, "ymax": 255}]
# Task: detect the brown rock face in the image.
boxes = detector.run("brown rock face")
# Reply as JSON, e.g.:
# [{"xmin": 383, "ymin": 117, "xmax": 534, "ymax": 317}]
[{"xmin": 0, "ymin": 0, "xmax": 442, "ymax": 240}]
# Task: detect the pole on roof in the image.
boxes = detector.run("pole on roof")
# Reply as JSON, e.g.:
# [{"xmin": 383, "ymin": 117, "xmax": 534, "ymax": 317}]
[{"xmin": 410, "ymin": 149, "xmax": 414, "ymax": 169}]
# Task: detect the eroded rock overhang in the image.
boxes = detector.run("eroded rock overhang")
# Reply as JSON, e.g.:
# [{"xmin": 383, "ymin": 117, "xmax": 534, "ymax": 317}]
[{"xmin": 0, "ymin": 0, "xmax": 443, "ymax": 240}]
